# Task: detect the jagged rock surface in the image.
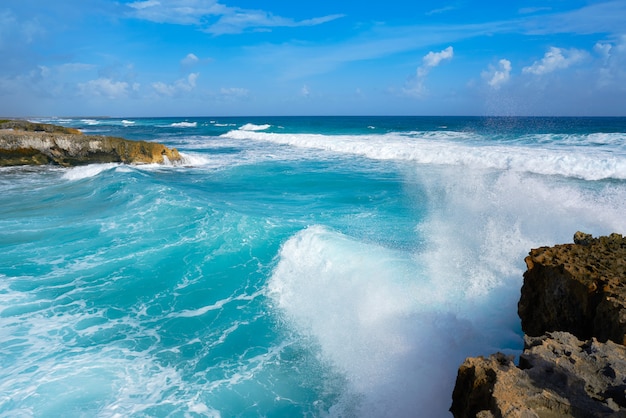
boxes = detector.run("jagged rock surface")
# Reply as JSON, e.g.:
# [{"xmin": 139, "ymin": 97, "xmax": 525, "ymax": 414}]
[
  {"xmin": 451, "ymin": 233, "xmax": 626, "ymax": 418},
  {"xmin": 519, "ymin": 232, "xmax": 626, "ymax": 345},
  {"xmin": 0, "ymin": 120, "xmax": 181, "ymax": 166},
  {"xmin": 451, "ymin": 332, "xmax": 626, "ymax": 418}
]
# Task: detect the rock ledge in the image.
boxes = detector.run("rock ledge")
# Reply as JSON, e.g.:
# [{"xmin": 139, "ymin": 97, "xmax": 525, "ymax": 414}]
[
  {"xmin": 451, "ymin": 232, "xmax": 626, "ymax": 418},
  {"xmin": 0, "ymin": 120, "xmax": 181, "ymax": 166}
]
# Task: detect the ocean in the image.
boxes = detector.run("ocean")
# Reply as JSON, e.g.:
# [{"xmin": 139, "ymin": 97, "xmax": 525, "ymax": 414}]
[{"xmin": 1, "ymin": 116, "xmax": 625, "ymax": 417}]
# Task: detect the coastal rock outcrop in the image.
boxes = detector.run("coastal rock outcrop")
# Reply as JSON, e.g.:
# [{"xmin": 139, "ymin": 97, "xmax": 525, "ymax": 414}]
[
  {"xmin": 450, "ymin": 232, "xmax": 626, "ymax": 418},
  {"xmin": 519, "ymin": 232, "xmax": 626, "ymax": 345},
  {"xmin": 0, "ymin": 120, "xmax": 181, "ymax": 166}
]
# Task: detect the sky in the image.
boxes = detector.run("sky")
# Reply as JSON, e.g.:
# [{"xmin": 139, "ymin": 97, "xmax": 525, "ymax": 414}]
[{"xmin": 1, "ymin": 0, "xmax": 625, "ymax": 117}]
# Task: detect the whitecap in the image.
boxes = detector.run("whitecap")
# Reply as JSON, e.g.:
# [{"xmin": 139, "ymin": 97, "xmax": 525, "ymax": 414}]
[
  {"xmin": 220, "ymin": 130, "xmax": 626, "ymax": 181},
  {"xmin": 267, "ymin": 225, "xmax": 518, "ymax": 417},
  {"xmin": 239, "ymin": 123, "xmax": 270, "ymax": 131},
  {"xmin": 170, "ymin": 122, "xmax": 197, "ymax": 128},
  {"xmin": 62, "ymin": 163, "xmax": 119, "ymax": 181}
]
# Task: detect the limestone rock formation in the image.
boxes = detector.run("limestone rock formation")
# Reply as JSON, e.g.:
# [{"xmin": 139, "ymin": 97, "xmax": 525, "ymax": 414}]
[
  {"xmin": 519, "ymin": 232, "xmax": 626, "ymax": 345},
  {"xmin": 0, "ymin": 120, "xmax": 181, "ymax": 166},
  {"xmin": 451, "ymin": 232, "xmax": 626, "ymax": 418},
  {"xmin": 451, "ymin": 332, "xmax": 626, "ymax": 417}
]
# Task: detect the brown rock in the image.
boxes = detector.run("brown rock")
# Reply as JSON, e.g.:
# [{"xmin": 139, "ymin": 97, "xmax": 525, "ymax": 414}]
[
  {"xmin": 452, "ymin": 233, "xmax": 626, "ymax": 417},
  {"xmin": 518, "ymin": 232, "xmax": 626, "ymax": 344},
  {"xmin": 450, "ymin": 331, "xmax": 626, "ymax": 417},
  {"xmin": 0, "ymin": 125, "xmax": 181, "ymax": 167}
]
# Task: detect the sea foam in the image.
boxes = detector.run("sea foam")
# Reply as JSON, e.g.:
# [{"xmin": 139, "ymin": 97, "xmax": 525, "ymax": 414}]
[
  {"xmin": 222, "ymin": 130, "xmax": 626, "ymax": 181},
  {"xmin": 268, "ymin": 164, "xmax": 626, "ymax": 417},
  {"xmin": 62, "ymin": 163, "xmax": 119, "ymax": 181},
  {"xmin": 170, "ymin": 121, "xmax": 198, "ymax": 128},
  {"xmin": 238, "ymin": 123, "xmax": 271, "ymax": 131}
]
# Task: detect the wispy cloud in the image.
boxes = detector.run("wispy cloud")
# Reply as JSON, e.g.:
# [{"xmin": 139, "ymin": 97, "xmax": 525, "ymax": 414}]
[
  {"xmin": 219, "ymin": 87, "xmax": 249, "ymax": 99},
  {"xmin": 127, "ymin": 0, "xmax": 227, "ymax": 25},
  {"xmin": 152, "ymin": 73, "xmax": 199, "ymax": 96},
  {"xmin": 593, "ymin": 35, "xmax": 626, "ymax": 88},
  {"xmin": 206, "ymin": 11, "xmax": 344, "ymax": 35},
  {"xmin": 518, "ymin": 7, "xmax": 551, "ymax": 15},
  {"xmin": 522, "ymin": 47, "xmax": 586, "ymax": 75},
  {"xmin": 180, "ymin": 53, "xmax": 211, "ymax": 70},
  {"xmin": 404, "ymin": 46, "xmax": 454, "ymax": 97},
  {"xmin": 126, "ymin": 0, "xmax": 343, "ymax": 35},
  {"xmin": 181, "ymin": 53, "xmax": 199, "ymax": 67},
  {"xmin": 426, "ymin": 6, "xmax": 458, "ymax": 16},
  {"xmin": 0, "ymin": 9, "xmax": 45, "ymax": 46},
  {"xmin": 79, "ymin": 78, "xmax": 138, "ymax": 99},
  {"xmin": 520, "ymin": 1, "xmax": 626, "ymax": 35}
]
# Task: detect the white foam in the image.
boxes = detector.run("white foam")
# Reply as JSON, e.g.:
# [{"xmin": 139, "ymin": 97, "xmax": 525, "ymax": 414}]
[
  {"xmin": 268, "ymin": 167, "xmax": 626, "ymax": 417},
  {"xmin": 121, "ymin": 120, "xmax": 135, "ymax": 126},
  {"xmin": 81, "ymin": 119, "xmax": 100, "ymax": 126},
  {"xmin": 267, "ymin": 226, "xmax": 499, "ymax": 417},
  {"xmin": 238, "ymin": 123, "xmax": 270, "ymax": 131},
  {"xmin": 62, "ymin": 163, "xmax": 119, "ymax": 181},
  {"xmin": 170, "ymin": 121, "xmax": 197, "ymax": 128},
  {"xmin": 174, "ymin": 293, "xmax": 246, "ymax": 318},
  {"xmin": 221, "ymin": 130, "xmax": 626, "ymax": 180}
]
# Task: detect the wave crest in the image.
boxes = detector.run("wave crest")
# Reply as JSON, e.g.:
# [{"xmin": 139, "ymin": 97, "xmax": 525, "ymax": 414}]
[
  {"xmin": 239, "ymin": 123, "xmax": 271, "ymax": 131},
  {"xmin": 221, "ymin": 130, "xmax": 626, "ymax": 180},
  {"xmin": 170, "ymin": 122, "xmax": 197, "ymax": 128}
]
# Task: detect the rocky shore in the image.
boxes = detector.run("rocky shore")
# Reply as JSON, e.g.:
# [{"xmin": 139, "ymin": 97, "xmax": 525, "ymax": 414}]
[
  {"xmin": 450, "ymin": 232, "xmax": 626, "ymax": 417},
  {"xmin": 0, "ymin": 120, "xmax": 181, "ymax": 166}
]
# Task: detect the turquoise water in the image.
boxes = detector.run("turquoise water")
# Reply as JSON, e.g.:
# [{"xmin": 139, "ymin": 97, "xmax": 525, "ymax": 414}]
[{"xmin": 1, "ymin": 116, "xmax": 626, "ymax": 417}]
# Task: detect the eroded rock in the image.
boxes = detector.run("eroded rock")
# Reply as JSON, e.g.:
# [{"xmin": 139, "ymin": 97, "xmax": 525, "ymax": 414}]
[
  {"xmin": 0, "ymin": 120, "xmax": 181, "ymax": 166},
  {"xmin": 451, "ymin": 232, "xmax": 626, "ymax": 418},
  {"xmin": 518, "ymin": 232, "xmax": 626, "ymax": 344},
  {"xmin": 451, "ymin": 332, "xmax": 626, "ymax": 417}
]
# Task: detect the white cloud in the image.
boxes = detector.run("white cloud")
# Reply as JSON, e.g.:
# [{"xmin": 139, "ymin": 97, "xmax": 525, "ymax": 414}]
[
  {"xmin": 522, "ymin": 47, "xmax": 586, "ymax": 75},
  {"xmin": 78, "ymin": 78, "xmax": 130, "ymax": 99},
  {"xmin": 152, "ymin": 73, "xmax": 199, "ymax": 96},
  {"xmin": 418, "ymin": 46, "xmax": 454, "ymax": 77},
  {"xmin": 301, "ymin": 84, "xmax": 310, "ymax": 98},
  {"xmin": 186, "ymin": 72, "xmax": 199, "ymax": 88},
  {"xmin": 593, "ymin": 35, "xmax": 626, "ymax": 88},
  {"xmin": 483, "ymin": 59, "xmax": 512, "ymax": 89},
  {"xmin": 180, "ymin": 53, "xmax": 212, "ymax": 70},
  {"xmin": 181, "ymin": 53, "xmax": 199, "ymax": 66},
  {"xmin": 404, "ymin": 46, "xmax": 454, "ymax": 97}
]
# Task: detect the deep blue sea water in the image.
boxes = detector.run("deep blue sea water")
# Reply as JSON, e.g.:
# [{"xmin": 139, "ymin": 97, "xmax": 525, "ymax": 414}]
[{"xmin": 1, "ymin": 116, "xmax": 625, "ymax": 417}]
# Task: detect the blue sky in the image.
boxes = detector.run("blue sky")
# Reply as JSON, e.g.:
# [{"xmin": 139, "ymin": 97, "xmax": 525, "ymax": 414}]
[{"xmin": 1, "ymin": 0, "xmax": 625, "ymax": 116}]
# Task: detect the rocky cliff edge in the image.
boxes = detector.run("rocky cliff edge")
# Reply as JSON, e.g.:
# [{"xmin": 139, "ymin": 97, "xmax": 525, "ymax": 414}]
[
  {"xmin": 450, "ymin": 232, "xmax": 626, "ymax": 418},
  {"xmin": 0, "ymin": 120, "xmax": 181, "ymax": 166}
]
